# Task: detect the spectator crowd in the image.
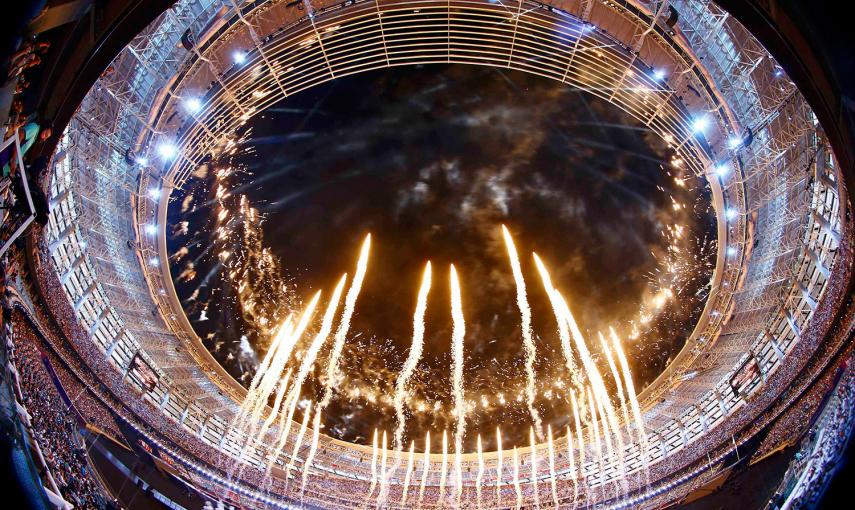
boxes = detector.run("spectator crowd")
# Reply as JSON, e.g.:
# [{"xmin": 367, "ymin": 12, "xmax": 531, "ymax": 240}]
[
  {"xmin": 767, "ymin": 362, "xmax": 855, "ymax": 509},
  {"xmin": 5, "ymin": 311, "xmax": 111, "ymax": 508}
]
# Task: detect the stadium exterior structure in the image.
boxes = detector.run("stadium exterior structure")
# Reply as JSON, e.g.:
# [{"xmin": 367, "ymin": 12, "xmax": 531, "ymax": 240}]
[{"xmin": 33, "ymin": 0, "xmax": 849, "ymax": 508}]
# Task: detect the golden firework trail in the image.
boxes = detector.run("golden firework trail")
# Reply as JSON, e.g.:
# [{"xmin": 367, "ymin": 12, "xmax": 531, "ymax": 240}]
[
  {"xmin": 232, "ymin": 315, "xmax": 293, "ymax": 433},
  {"xmin": 547, "ymin": 425, "xmax": 559, "ymax": 507},
  {"xmin": 599, "ymin": 333, "xmax": 631, "ymax": 440},
  {"xmin": 393, "ymin": 261, "xmax": 433, "ymax": 452},
  {"xmin": 530, "ymin": 427, "xmax": 541, "ymax": 509},
  {"xmin": 571, "ymin": 391, "xmax": 586, "ymax": 469},
  {"xmin": 533, "ymin": 253, "xmax": 585, "ymax": 393},
  {"xmin": 501, "ymin": 225, "xmax": 543, "ymax": 438},
  {"xmin": 368, "ymin": 429, "xmax": 379, "ymax": 499},
  {"xmin": 300, "ymin": 409, "xmax": 323, "ymax": 496},
  {"xmin": 285, "ymin": 274, "xmax": 347, "ymax": 414},
  {"xmin": 233, "ymin": 370, "xmax": 292, "ymax": 482},
  {"xmin": 248, "ymin": 369, "xmax": 292, "ymax": 457},
  {"xmin": 454, "ymin": 443, "xmax": 463, "ymax": 506},
  {"xmin": 594, "ymin": 386, "xmax": 616, "ymax": 481},
  {"xmin": 401, "ymin": 441, "xmax": 416, "ymax": 505},
  {"xmin": 586, "ymin": 386, "xmax": 605, "ymax": 491},
  {"xmin": 418, "ymin": 432, "xmax": 430, "ymax": 505},
  {"xmin": 377, "ymin": 430, "xmax": 389, "ymax": 507},
  {"xmin": 476, "ymin": 434, "xmax": 484, "ymax": 510},
  {"xmin": 285, "ymin": 400, "xmax": 313, "ymax": 482},
  {"xmin": 512, "ymin": 447, "xmax": 522, "ymax": 510},
  {"xmin": 277, "ymin": 277, "xmax": 348, "ymax": 474},
  {"xmin": 277, "ymin": 391, "xmax": 304, "ymax": 472},
  {"xmin": 261, "ymin": 292, "xmax": 322, "ymax": 473},
  {"xmin": 599, "ymin": 333, "xmax": 630, "ymax": 483},
  {"xmin": 253, "ymin": 292, "xmax": 321, "ymax": 429},
  {"xmin": 238, "ymin": 370, "xmax": 291, "ymax": 477},
  {"xmin": 496, "ymin": 427, "xmax": 503, "ymax": 506},
  {"xmin": 268, "ymin": 292, "xmax": 320, "ymax": 374},
  {"xmin": 438, "ymin": 430, "xmax": 449, "ymax": 505},
  {"xmin": 320, "ymin": 234, "xmax": 371, "ymax": 409},
  {"xmin": 610, "ymin": 327, "xmax": 650, "ymax": 478},
  {"xmin": 266, "ymin": 382, "xmax": 301, "ymax": 473},
  {"xmin": 450, "ymin": 264, "xmax": 466, "ymax": 504},
  {"xmin": 555, "ymin": 290, "xmax": 624, "ymax": 464},
  {"xmin": 572, "ymin": 391, "xmax": 588, "ymax": 504},
  {"xmin": 244, "ymin": 314, "xmax": 292, "ymax": 401},
  {"xmin": 237, "ymin": 301, "xmax": 312, "ymax": 478},
  {"xmin": 566, "ymin": 425, "xmax": 578, "ymax": 506}
]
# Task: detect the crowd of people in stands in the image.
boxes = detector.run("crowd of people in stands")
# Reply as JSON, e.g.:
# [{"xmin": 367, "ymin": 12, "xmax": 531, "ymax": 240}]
[
  {"xmin": 6, "ymin": 313, "xmax": 110, "ymax": 508},
  {"xmin": 768, "ymin": 362, "xmax": 854, "ymax": 509},
  {"xmin": 752, "ymin": 360, "xmax": 841, "ymax": 462}
]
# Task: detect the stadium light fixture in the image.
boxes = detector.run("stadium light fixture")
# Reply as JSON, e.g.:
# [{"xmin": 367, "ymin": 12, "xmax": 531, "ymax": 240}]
[
  {"xmin": 714, "ymin": 164, "xmax": 730, "ymax": 178},
  {"xmin": 184, "ymin": 97, "xmax": 203, "ymax": 114},
  {"xmin": 692, "ymin": 115, "xmax": 710, "ymax": 134},
  {"xmin": 157, "ymin": 142, "xmax": 178, "ymax": 160},
  {"xmin": 727, "ymin": 135, "xmax": 743, "ymax": 149}
]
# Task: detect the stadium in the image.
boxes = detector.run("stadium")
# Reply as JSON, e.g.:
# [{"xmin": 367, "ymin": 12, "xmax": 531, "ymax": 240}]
[{"xmin": 0, "ymin": 0, "xmax": 853, "ymax": 509}]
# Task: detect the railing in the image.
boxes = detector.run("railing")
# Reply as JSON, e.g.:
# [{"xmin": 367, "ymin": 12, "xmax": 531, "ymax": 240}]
[
  {"xmin": 0, "ymin": 131, "xmax": 37, "ymax": 257},
  {"xmin": 1, "ymin": 300, "xmax": 72, "ymax": 510}
]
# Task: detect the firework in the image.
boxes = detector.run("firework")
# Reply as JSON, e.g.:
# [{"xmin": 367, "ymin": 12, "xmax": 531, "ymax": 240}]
[
  {"xmin": 285, "ymin": 400, "xmax": 313, "ymax": 482},
  {"xmin": 368, "ymin": 429, "xmax": 379, "ymax": 499},
  {"xmin": 393, "ymin": 261, "xmax": 432, "ymax": 451},
  {"xmin": 249, "ymin": 369, "xmax": 292, "ymax": 456},
  {"xmin": 501, "ymin": 225, "xmax": 543, "ymax": 438},
  {"xmin": 277, "ymin": 278, "xmax": 347, "ymax": 471},
  {"xmin": 533, "ymin": 253, "xmax": 585, "ymax": 394},
  {"xmin": 586, "ymin": 386, "xmax": 604, "ymax": 491},
  {"xmin": 555, "ymin": 290, "xmax": 624, "ymax": 471},
  {"xmin": 300, "ymin": 409, "xmax": 323, "ymax": 496},
  {"xmin": 439, "ymin": 430, "xmax": 448, "ymax": 505},
  {"xmin": 476, "ymin": 434, "xmax": 484, "ymax": 509},
  {"xmin": 496, "ymin": 427, "xmax": 503, "ymax": 506},
  {"xmin": 611, "ymin": 327, "xmax": 649, "ymax": 477},
  {"xmin": 599, "ymin": 333, "xmax": 631, "ymax": 439},
  {"xmin": 288, "ymin": 274, "xmax": 347, "ymax": 410},
  {"xmin": 450, "ymin": 264, "xmax": 466, "ymax": 504},
  {"xmin": 256, "ymin": 293, "xmax": 320, "ymax": 473},
  {"xmin": 377, "ymin": 430, "xmax": 389, "ymax": 507},
  {"xmin": 512, "ymin": 446, "xmax": 522, "ymax": 510},
  {"xmin": 547, "ymin": 425, "xmax": 559, "ymax": 507},
  {"xmin": 418, "ymin": 431, "xmax": 430, "ymax": 505},
  {"xmin": 566, "ymin": 425, "xmax": 578, "ymax": 506},
  {"xmin": 266, "ymin": 384, "xmax": 301, "ymax": 473},
  {"xmin": 401, "ymin": 441, "xmax": 415, "ymax": 505},
  {"xmin": 529, "ymin": 426, "xmax": 540, "ymax": 508},
  {"xmin": 231, "ymin": 315, "xmax": 293, "ymax": 435},
  {"xmin": 320, "ymin": 234, "xmax": 371, "ymax": 409}
]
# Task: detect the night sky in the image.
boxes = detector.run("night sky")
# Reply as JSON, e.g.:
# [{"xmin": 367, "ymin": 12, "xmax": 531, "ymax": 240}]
[{"xmin": 168, "ymin": 64, "xmax": 715, "ymax": 450}]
